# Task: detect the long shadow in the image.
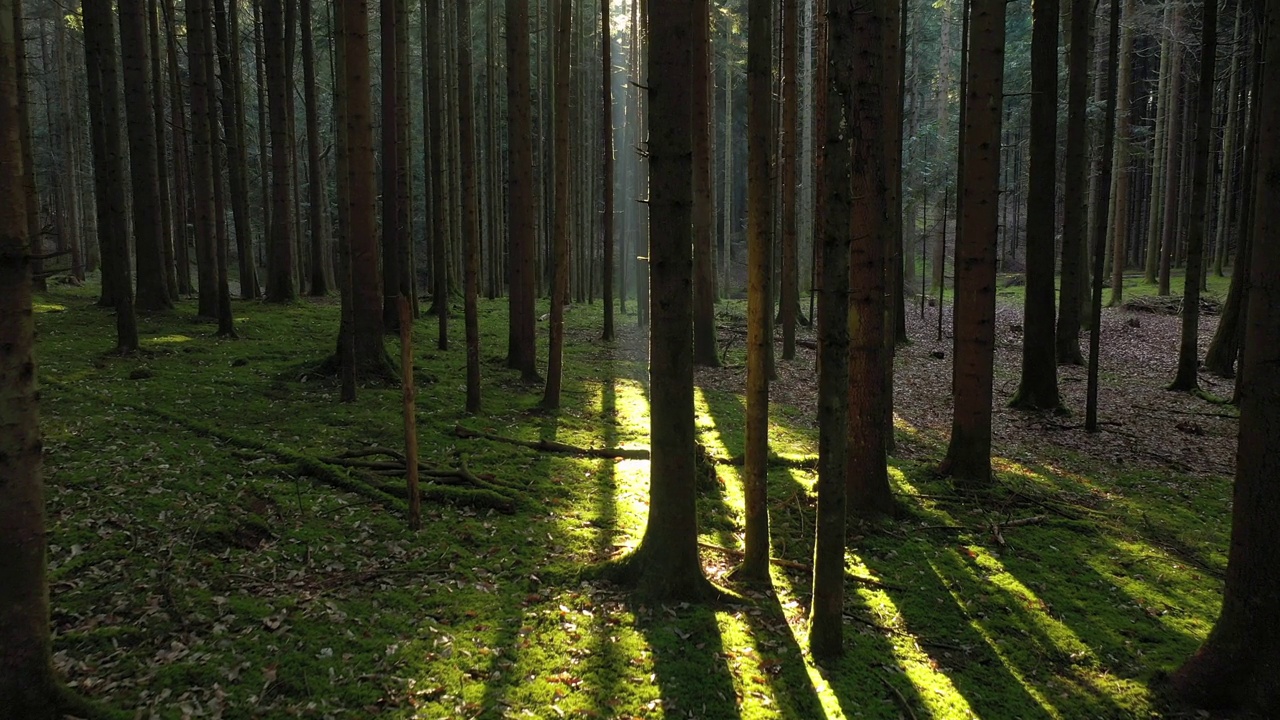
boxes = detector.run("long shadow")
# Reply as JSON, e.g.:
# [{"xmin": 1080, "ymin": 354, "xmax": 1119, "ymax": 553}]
[{"xmin": 634, "ymin": 602, "xmax": 742, "ymax": 720}]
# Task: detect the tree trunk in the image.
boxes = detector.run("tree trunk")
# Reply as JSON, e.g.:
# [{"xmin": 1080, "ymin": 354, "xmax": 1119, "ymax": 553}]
[
  {"xmin": 542, "ymin": 0, "xmax": 572, "ymax": 409},
  {"xmin": 213, "ymin": 0, "xmax": 260, "ymax": 302},
  {"xmin": 264, "ymin": 0, "xmax": 297, "ymax": 302},
  {"xmin": 0, "ymin": 7, "xmax": 72, "ymax": 707},
  {"xmin": 1212, "ymin": 8, "xmax": 1244, "ymax": 280},
  {"xmin": 380, "ymin": 0, "xmax": 403, "ymax": 328},
  {"xmin": 600, "ymin": 0, "xmax": 615, "ymax": 342},
  {"xmin": 340, "ymin": 0, "xmax": 391, "ymax": 377},
  {"xmin": 1056, "ymin": 0, "xmax": 1091, "ymax": 365},
  {"xmin": 53, "ymin": 17, "xmax": 84, "ymax": 282},
  {"xmin": 940, "ymin": 0, "xmax": 1003, "ymax": 483},
  {"xmin": 1157, "ymin": 5, "xmax": 1183, "ymax": 297},
  {"xmin": 505, "ymin": 0, "xmax": 537, "ymax": 374},
  {"xmin": 739, "ymin": 0, "xmax": 773, "ymax": 582},
  {"xmin": 1169, "ymin": 0, "xmax": 1218, "ymax": 391},
  {"xmin": 1144, "ymin": 0, "xmax": 1174, "ymax": 286},
  {"xmin": 146, "ymin": 0, "xmax": 177, "ymax": 299},
  {"xmin": 692, "ymin": 0, "xmax": 719, "ymax": 365},
  {"xmin": 610, "ymin": 0, "xmax": 719, "ymax": 602},
  {"xmin": 809, "ymin": 0, "xmax": 850, "ymax": 658},
  {"xmin": 300, "ymin": 0, "xmax": 333, "ymax": 296},
  {"xmin": 1205, "ymin": 39, "xmax": 1261, "ymax": 380},
  {"xmin": 120, "ymin": 0, "xmax": 171, "ymax": 311},
  {"xmin": 1106, "ymin": 0, "xmax": 1134, "ymax": 307},
  {"xmin": 84, "ymin": 0, "xmax": 139, "ymax": 351},
  {"xmin": 847, "ymin": 0, "xmax": 895, "ymax": 515},
  {"xmin": 1172, "ymin": 4, "xmax": 1279, "ymax": 707},
  {"xmin": 778, "ymin": 0, "xmax": 799, "ymax": 361},
  {"xmin": 1085, "ymin": 0, "xmax": 1120, "ymax": 432},
  {"xmin": 457, "ymin": 0, "xmax": 483, "ymax": 413},
  {"xmin": 1011, "ymin": 0, "xmax": 1060, "ymax": 409}
]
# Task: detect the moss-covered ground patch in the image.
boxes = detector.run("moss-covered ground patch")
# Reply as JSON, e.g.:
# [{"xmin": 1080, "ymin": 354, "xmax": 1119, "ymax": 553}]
[{"xmin": 36, "ymin": 284, "xmax": 1227, "ymax": 718}]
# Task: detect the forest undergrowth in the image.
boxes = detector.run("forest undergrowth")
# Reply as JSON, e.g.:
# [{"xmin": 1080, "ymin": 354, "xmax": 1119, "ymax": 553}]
[{"xmin": 36, "ymin": 278, "xmax": 1232, "ymax": 719}]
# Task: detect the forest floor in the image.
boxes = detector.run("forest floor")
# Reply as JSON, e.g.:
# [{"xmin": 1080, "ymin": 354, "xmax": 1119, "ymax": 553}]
[{"xmin": 37, "ymin": 274, "xmax": 1237, "ymax": 720}]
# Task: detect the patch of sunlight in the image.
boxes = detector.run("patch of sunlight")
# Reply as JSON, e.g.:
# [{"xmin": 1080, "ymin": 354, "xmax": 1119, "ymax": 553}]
[
  {"xmin": 936, "ymin": 548, "xmax": 1096, "ymax": 719},
  {"xmin": 694, "ymin": 388, "xmax": 731, "ymax": 458},
  {"xmin": 143, "ymin": 334, "xmax": 194, "ymax": 345},
  {"xmin": 1091, "ymin": 538, "xmax": 1217, "ymax": 637},
  {"xmin": 714, "ymin": 608, "xmax": 798, "ymax": 716},
  {"xmin": 766, "ymin": 420, "xmax": 817, "ymax": 458},
  {"xmin": 597, "ymin": 379, "xmax": 652, "ymax": 536},
  {"xmin": 892, "ymin": 413, "xmax": 920, "ymax": 436},
  {"xmin": 765, "ymin": 552, "xmax": 975, "ymax": 719},
  {"xmin": 34, "ymin": 303, "xmax": 67, "ymax": 313},
  {"xmin": 992, "ymin": 456, "xmax": 1045, "ymax": 482}
]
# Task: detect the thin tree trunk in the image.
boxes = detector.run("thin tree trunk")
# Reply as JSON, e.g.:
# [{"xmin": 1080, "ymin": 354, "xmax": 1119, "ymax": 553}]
[
  {"xmin": 542, "ymin": 0, "xmax": 572, "ymax": 408},
  {"xmin": 1157, "ymin": 5, "xmax": 1183, "ymax": 297},
  {"xmin": 1169, "ymin": 0, "xmax": 1218, "ymax": 391},
  {"xmin": 1056, "ymin": 0, "xmax": 1091, "ymax": 365},
  {"xmin": 214, "ymin": 0, "xmax": 260, "ymax": 301},
  {"xmin": 692, "ymin": 0, "xmax": 719, "ymax": 365},
  {"xmin": 778, "ymin": 0, "xmax": 799, "ymax": 361},
  {"xmin": 301, "ymin": 0, "xmax": 332, "ymax": 295},
  {"xmin": 601, "ymin": 0, "xmax": 615, "ymax": 341},
  {"xmin": 1107, "ymin": 0, "xmax": 1135, "ymax": 306},
  {"xmin": 264, "ymin": 0, "xmax": 297, "ymax": 301},
  {"xmin": 457, "ymin": 0, "xmax": 483, "ymax": 413}
]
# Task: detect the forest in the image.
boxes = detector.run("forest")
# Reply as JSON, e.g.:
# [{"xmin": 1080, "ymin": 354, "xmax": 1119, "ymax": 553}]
[{"xmin": 0, "ymin": 0, "xmax": 1277, "ymax": 716}]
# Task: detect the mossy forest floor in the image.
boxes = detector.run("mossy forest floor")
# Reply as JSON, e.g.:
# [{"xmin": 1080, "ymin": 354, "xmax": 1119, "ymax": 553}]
[{"xmin": 37, "ymin": 278, "xmax": 1232, "ymax": 719}]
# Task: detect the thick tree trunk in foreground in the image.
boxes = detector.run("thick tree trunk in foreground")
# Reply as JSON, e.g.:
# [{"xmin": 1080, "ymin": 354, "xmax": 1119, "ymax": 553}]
[
  {"xmin": 809, "ymin": 0, "xmax": 851, "ymax": 658},
  {"xmin": 1172, "ymin": 6, "xmax": 1279, "ymax": 709},
  {"xmin": 940, "ymin": 0, "xmax": 1005, "ymax": 484},
  {"xmin": 0, "ymin": 7, "xmax": 59, "ymax": 711},
  {"xmin": 610, "ymin": 0, "xmax": 719, "ymax": 602},
  {"xmin": 1169, "ymin": 0, "xmax": 1218, "ymax": 392},
  {"xmin": 1011, "ymin": 0, "xmax": 1060, "ymax": 409}
]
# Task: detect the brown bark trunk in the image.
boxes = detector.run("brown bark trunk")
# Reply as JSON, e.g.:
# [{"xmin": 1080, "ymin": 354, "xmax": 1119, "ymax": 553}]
[
  {"xmin": 84, "ymin": 0, "xmax": 139, "ymax": 351},
  {"xmin": 738, "ymin": 0, "xmax": 773, "ymax": 582},
  {"xmin": 940, "ymin": 0, "xmax": 1005, "ymax": 484},
  {"xmin": 777, "ymin": 0, "xmax": 799, "ymax": 362},
  {"xmin": 1011, "ymin": 0, "xmax": 1060, "ymax": 409},
  {"xmin": 612, "ymin": 0, "xmax": 719, "ymax": 602},
  {"xmin": 1169, "ymin": 0, "xmax": 1218, "ymax": 391},
  {"xmin": 1173, "ymin": 6, "xmax": 1280, "ymax": 708},
  {"xmin": 847, "ymin": 0, "xmax": 894, "ymax": 516},
  {"xmin": 601, "ymin": 0, "xmax": 615, "ymax": 342},
  {"xmin": 542, "ymin": 0, "xmax": 573, "ymax": 409},
  {"xmin": 809, "ymin": 0, "xmax": 850, "ymax": 658},
  {"xmin": 1055, "ymin": 0, "xmax": 1090, "ymax": 365},
  {"xmin": 1157, "ymin": 5, "xmax": 1183, "ymax": 297},
  {"xmin": 340, "ymin": 0, "xmax": 391, "ymax": 377},
  {"xmin": 457, "ymin": 0, "xmax": 483, "ymax": 413},
  {"xmin": 692, "ymin": 0, "xmax": 718, "ymax": 365},
  {"xmin": 264, "ymin": 0, "xmax": 297, "ymax": 301},
  {"xmin": 0, "ymin": 7, "xmax": 61, "ymax": 707},
  {"xmin": 213, "ymin": 0, "xmax": 259, "ymax": 301},
  {"xmin": 1106, "ymin": 0, "xmax": 1134, "ymax": 307},
  {"xmin": 300, "ymin": 0, "xmax": 333, "ymax": 296}
]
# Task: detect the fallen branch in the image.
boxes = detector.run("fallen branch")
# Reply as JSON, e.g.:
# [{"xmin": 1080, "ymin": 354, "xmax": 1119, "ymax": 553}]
[
  {"xmin": 455, "ymin": 424, "xmax": 651, "ymax": 459},
  {"xmin": 1133, "ymin": 404, "xmax": 1238, "ymax": 420},
  {"xmin": 877, "ymin": 672, "xmax": 919, "ymax": 720}
]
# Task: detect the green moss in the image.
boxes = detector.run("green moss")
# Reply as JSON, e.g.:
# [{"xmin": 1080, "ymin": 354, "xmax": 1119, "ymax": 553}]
[{"xmin": 34, "ymin": 282, "xmax": 1228, "ymax": 718}]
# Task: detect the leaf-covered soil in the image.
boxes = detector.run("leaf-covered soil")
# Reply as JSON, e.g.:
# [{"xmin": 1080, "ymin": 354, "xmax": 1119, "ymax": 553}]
[{"xmin": 35, "ymin": 277, "xmax": 1233, "ymax": 719}]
